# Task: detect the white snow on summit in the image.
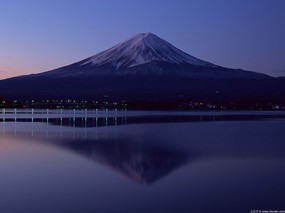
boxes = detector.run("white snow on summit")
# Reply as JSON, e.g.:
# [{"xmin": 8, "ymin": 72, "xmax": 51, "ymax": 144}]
[{"xmin": 82, "ymin": 33, "xmax": 215, "ymax": 69}]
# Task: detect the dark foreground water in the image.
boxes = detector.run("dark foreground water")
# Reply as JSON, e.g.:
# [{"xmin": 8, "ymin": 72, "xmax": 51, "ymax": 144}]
[{"xmin": 1, "ymin": 111, "xmax": 285, "ymax": 213}]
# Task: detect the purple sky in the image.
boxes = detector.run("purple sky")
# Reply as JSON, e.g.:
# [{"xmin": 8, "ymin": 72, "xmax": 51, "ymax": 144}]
[{"xmin": 0, "ymin": 0, "xmax": 285, "ymax": 79}]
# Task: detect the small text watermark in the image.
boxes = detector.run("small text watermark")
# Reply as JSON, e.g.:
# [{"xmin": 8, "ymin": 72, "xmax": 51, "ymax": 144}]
[{"xmin": 251, "ymin": 210, "xmax": 285, "ymax": 213}]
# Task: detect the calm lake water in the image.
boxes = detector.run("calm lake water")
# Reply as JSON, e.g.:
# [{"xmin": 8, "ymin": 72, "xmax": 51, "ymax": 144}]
[{"xmin": 1, "ymin": 110, "xmax": 285, "ymax": 213}]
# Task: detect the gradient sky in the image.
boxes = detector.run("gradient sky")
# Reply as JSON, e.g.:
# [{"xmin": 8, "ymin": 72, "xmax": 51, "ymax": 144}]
[{"xmin": 0, "ymin": 0, "xmax": 285, "ymax": 79}]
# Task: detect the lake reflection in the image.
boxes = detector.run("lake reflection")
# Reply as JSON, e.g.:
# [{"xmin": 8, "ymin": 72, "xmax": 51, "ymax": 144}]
[
  {"xmin": 1, "ymin": 111, "xmax": 285, "ymax": 213},
  {"xmin": 53, "ymin": 136, "xmax": 189, "ymax": 184}
]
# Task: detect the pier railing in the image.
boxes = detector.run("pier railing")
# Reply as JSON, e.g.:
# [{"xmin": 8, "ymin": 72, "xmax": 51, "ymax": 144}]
[{"xmin": 0, "ymin": 108, "xmax": 129, "ymax": 119}]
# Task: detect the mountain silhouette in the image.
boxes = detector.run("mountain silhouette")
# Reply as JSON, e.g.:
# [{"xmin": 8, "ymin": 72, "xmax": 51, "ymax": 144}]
[{"xmin": 0, "ymin": 32, "xmax": 284, "ymax": 104}]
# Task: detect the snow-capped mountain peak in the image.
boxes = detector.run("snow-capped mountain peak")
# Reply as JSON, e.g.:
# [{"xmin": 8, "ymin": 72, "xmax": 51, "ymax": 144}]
[{"xmin": 81, "ymin": 32, "xmax": 215, "ymax": 69}]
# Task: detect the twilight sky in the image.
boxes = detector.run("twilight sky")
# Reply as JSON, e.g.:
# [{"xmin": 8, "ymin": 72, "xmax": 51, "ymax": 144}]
[{"xmin": 0, "ymin": 0, "xmax": 285, "ymax": 79}]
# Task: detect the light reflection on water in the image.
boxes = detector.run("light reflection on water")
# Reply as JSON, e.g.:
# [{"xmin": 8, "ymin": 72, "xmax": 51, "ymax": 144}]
[
  {"xmin": 1, "ymin": 111, "xmax": 285, "ymax": 213},
  {"xmin": 1, "ymin": 110, "xmax": 285, "ymax": 128}
]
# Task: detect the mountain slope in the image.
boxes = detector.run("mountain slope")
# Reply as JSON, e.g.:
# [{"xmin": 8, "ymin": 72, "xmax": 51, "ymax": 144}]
[
  {"xmin": 18, "ymin": 32, "xmax": 268, "ymax": 79},
  {"xmin": 0, "ymin": 32, "xmax": 284, "ymax": 104},
  {"xmin": 81, "ymin": 32, "xmax": 215, "ymax": 68}
]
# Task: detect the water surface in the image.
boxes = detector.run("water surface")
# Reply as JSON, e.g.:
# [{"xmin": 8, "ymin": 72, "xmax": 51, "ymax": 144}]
[{"xmin": 1, "ymin": 110, "xmax": 285, "ymax": 213}]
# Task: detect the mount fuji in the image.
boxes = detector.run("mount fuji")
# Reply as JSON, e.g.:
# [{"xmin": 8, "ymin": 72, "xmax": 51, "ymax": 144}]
[{"xmin": 0, "ymin": 32, "xmax": 284, "ymax": 104}]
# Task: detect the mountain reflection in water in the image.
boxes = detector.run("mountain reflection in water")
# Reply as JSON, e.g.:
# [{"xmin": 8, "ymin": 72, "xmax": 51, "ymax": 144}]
[
  {"xmin": 1, "ymin": 112, "xmax": 285, "ymax": 185},
  {"xmin": 57, "ymin": 138, "xmax": 188, "ymax": 184},
  {"xmin": 1, "ymin": 124, "xmax": 189, "ymax": 184}
]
